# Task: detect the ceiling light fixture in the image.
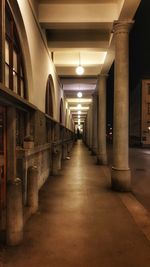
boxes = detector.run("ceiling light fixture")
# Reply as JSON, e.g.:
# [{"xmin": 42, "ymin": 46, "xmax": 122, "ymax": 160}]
[
  {"xmin": 77, "ymin": 92, "xmax": 82, "ymax": 98},
  {"xmin": 76, "ymin": 53, "xmax": 84, "ymax": 76},
  {"xmin": 78, "ymin": 111, "xmax": 81, "ymax": 115}
]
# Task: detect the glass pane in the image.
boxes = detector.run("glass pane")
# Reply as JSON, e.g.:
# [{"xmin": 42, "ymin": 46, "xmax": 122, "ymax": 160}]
[
  {"xmin": 5, "ymin": 40, "xmax": 9, "ymax": 64},
  {"xmin": 20, "ymin": 66, "xmax": 23, "ymax": 78},
  {"xmin": 5, "ymin": 65, "xmax": 9, "ymax": 88},
  {"xmin": 13, "ymin": 50, "xmax": 18, "ymax": 73},
  {"xmin": 20, "ymin": 79, "xmax": 24, "ymax": 97},
  {"xmin": 5, "ymin": 12, "xmax": 11, "ymax": 38},
  {"xmin": 13, "ymin": 73, "xmax": 18, "ymax": 93}
]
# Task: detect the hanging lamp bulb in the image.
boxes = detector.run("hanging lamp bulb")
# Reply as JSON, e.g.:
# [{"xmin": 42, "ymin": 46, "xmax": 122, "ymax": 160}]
[
  {"xmin": 77, "ymin": 92, "xmax": 82, "ymax": 98},
  {"xmin": 76, "ymin": 65, "xmax": 84, "ymax": 75}
]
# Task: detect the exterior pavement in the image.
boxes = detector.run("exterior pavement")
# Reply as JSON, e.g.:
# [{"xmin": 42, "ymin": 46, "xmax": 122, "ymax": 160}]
[
  {"xmin": 108, "ymin": 144, "xmax": 150, "ymax": 212},
  {"xmin": 3, "ymin": 141, "xmax": 150, "ymax": 267},
  {"xmin": 130, "ymin": 148, "xmax": 150, "ymax": 212}
]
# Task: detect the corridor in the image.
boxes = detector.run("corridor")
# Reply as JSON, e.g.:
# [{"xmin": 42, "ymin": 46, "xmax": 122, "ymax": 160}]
[{"xmin": 3, "ymin": 141, "xmax": 150, "ymax": 267}]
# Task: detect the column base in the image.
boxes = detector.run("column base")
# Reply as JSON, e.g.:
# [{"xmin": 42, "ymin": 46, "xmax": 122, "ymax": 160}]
[
  {"xmin": 91, "ymin": 150, "xmax": 96, "ymax": 156},
  {"xmin": 91, "ymin": 147, "xmax": 97, "ymax": 156},
  {"xmin": 7, "ymin": 231, "xmax": 23, "ymax": 246},
  {"xmin": 111, "ymin": 168, "xmax": 131, "ymax": 192},
  {"xmin": 6, "ymin": 178, "xmax": 23, "ymax": 246},
  {"xmin": 97, "ymin": 154, "xmax": 107, "ymax": 165}
]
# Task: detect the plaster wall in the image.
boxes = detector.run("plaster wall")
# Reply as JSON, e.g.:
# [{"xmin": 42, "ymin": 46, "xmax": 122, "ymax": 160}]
[
  {"xmin": 29, "ymin": 0, "xmax": 38, "ymax": 18},
  {"xmin": 17, "ymin": 0, "xmax": 61, "ymax": 120}
]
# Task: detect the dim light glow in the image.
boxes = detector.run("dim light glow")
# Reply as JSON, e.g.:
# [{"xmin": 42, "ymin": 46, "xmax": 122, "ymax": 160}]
[
  {"xmin": 69, "ymin": 106, "xmax": 89, "ymax": 111},
  {"xmin": 77, "ymin": 104, "xmax": 82, "ymax": 109}
]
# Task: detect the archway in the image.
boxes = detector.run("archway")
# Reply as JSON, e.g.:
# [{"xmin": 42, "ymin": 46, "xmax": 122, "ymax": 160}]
[{"xmin": 45, "ymin": 75, "xmax": 54, "ymax": 117}]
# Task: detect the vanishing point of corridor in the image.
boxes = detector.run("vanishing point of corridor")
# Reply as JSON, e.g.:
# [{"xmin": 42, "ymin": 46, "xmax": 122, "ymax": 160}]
[{"xmin": 3, "ymin": 141, "xmax": 150, "ymax": 267}]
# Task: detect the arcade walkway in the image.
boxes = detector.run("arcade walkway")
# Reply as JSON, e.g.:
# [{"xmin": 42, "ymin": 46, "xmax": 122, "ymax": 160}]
[{"xmin": 4, "ymin": 141, "xmax": 150, "ymax": 267}]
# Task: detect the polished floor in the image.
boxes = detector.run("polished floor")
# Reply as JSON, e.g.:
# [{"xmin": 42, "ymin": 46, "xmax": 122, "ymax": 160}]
[{"xmin": 3, "ymin": 141, "xmax": 150, "ymax": 266}]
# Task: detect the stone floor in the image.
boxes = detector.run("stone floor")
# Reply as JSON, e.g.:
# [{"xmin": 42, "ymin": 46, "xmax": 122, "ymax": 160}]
[{"xmin": 3, "ymin": 141, "xmax": 150, "ymax": 266}]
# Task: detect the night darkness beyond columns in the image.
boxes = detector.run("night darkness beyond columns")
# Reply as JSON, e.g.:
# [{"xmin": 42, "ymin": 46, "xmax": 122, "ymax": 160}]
[{"xmin": 97, "ymin": 75, "xmax": 108, "ymax": 165}]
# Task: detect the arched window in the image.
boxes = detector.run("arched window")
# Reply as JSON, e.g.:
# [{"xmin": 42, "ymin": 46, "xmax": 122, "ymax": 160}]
[
  {"xmin": 60, "ymin": 98, "xmax": 63, "ymax": 124},
  {"xmin": 5, "ymin": 4, "xmax": 26, "ymax": 98},
  {"xmin": 45, "ymin": 75, "xmax": 54, "ymax": 117}
]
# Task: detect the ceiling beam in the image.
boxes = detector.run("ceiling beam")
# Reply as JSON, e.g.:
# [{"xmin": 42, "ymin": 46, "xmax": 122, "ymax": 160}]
[{"xmin": 39, "ymin": 3, "xmax": 118, "ymax": 24}]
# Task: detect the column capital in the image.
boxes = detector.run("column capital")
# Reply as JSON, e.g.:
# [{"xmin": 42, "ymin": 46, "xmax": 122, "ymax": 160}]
[
  {"xmin": 97, "ymin": 74, "xmax": 108, "ymax": 83},
  {"xmin": 97, "ymin": 74, "xmax": 108, "ymax": 78},
  {"xmin": 113, "ymin": 20, "xmax": 134, "ymax": 34}
]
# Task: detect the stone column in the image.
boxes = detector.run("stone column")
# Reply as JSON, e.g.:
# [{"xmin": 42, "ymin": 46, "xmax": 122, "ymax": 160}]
[
  {"xmin": 88, "ymin": 105, "xmax": 93, "ymax": 150},
  {"xmin": 27, "ymin": 166, "xmax": 38, "ymax": 214},
  {"xmin": 111, "ymin": 21, "xmax": 133, "ymax": 191},
  {"xmin": 97, "ymin": 75, "xmax": 107, "ymax": 165},
  {"xmin": 52, "ymin": 146, "xmax": 60, "ymax": 175},
  {"xmin": 58, "ymin": 150, "xmax": 62, "ymax": 170},
  {"xmin": 7, "ymin": 178, "xmax": 23, "ymax": 246},
  {"xmin": 6, "ymin": 107, "xmax": 23, "ymax": 245},
  {"xmin": 86, "ymin": 111, "xmax": 90, "ymax": 147},
  {"xmin": 7, "ymin": 107, "xmax": 17, "ymax": 181},
  {"xmin": 85, "ymin": 118, "xmax": 88, "ymax": 145},
  {"xmin": 91, "ymin": 92, "xmax": 98, "ymax": 155},
  {"xmin": 62, "ymin": 143, "xmax": 67, "ymax": 160}
]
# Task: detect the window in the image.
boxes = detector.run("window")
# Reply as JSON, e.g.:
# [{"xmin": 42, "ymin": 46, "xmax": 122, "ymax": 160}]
[
  {"xmin": 148, "ymin": 103, "xmax": 150, "ymax": 115},
  {"xmin": 5, "ymin": 5, "xmax": 26, "ymax": 98},
  {"xmin": 45, "ymin": 75, "xmax": 54, "ymax": 117}
]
